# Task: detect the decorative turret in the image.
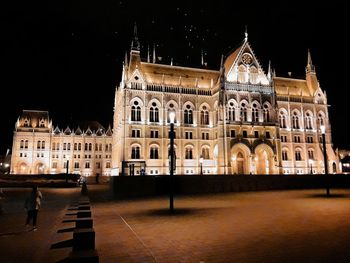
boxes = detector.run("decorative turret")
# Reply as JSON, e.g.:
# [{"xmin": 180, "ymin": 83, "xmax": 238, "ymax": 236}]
[
  {"xmin": 129, "ymin": 23, "xmax": 141, "ymax": 73},
  {"xmin": 219, "ymin": 55, "xmax": 226, "ymax": 106},
  {"xmin": 305, "ymin": 49, "xmax": 319, "ymax": 96}
]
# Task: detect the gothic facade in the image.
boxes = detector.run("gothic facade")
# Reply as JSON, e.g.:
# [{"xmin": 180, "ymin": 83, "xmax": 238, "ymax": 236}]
[
  {"xmin": 10, "ymin": 32, "xmax": 341, "ymax": 176},
  {"xmin": 112, "ymin": 33, "xmax": 340, "ymax": 176},
  {"xmin": 10, "ymin": 110, "xmax": 113, "ymax": 175}
]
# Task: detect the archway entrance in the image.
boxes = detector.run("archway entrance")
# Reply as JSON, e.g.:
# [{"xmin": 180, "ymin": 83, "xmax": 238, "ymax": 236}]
[
  {"xmin": 237, "ymin": 152, "xmax": 244, "ymax": 174},
  {"xmin": 35, "ymin": 163, "xmax": 45, "ymax": 174},
  {"xmin": 18, "ymin": 162, "xmax": 29, "ymax": 174},
  {"xmin": 254, "ymin": 144, "xmax": 275, "ymax": 175},
  {"xmin": 230, "ymin": 143, "xmax": 251, "ymax": 175}
]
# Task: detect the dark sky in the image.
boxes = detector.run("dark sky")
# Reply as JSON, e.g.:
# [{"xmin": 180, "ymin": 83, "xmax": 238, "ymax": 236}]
[{"xmin": 1, "ymin": 1, "xmax": 349, "ymax": 154}]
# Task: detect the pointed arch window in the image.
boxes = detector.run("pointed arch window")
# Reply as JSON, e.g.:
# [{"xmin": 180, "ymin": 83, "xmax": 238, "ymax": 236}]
[
  {"xmin": 149, "ymin": 102, "xmax": 159, "ymax": 122},
  {"xmin": 238, "ymin": 65, "xmax": 247, "ymax": 83},
  {"xmin": 263, "ymin": 104, "xmax": 270, "ymax": 122},
  {"xmin": 227, "ymin": 102, "xmax": 235, "ymax": 122},
  {"xmin": 279, "ymin": 112, "xmax": 287, "ymax": 128},
  {"xmin": 201, "ymin": 148, "xmax": 210, "ymax": 159},
  {"xmin": 240, "ymin": 103, "xmax": 247, "ymax": 122},
  {"xmin": 150, "ymin": 147, "xmax": 159, "ymax": 159},
  {"xmin": 282, "ymin": 150, "xmax": 288, "ymax": 161},
  {"xmin": 200, "ymin": 106, "xmax": 209, "ymax": 125},
  {"xmin": 184, "ymin": 105, "xmax": 193, "ymax": 124},
  {"xmin": 252, "ymin": 103, "xmax": 259, "ymax": 122},
  {"xmin": 185, "ymin": 147, "xmax": 193, "ymax": 159},
  {"xmin": 318, "ymin": 113, "xmax": 325, "ymax": 127},
  {"xmin": 305, "ymin": 112, "xmax": 313, "ymax": 129},
  {"xmin": 292, "ymin": 112, "xmax": 300, "ymax": 129},
  {"xmin": 131, "ymin": 146, "xmax": 140, "ymax": 159},
  {"xmin": 295, "ymin": 149, "xmax": 302, "ymax": 161},
  {"xmin": 131, "ymin": 101, "xmax": 141, "ymax": 121}
]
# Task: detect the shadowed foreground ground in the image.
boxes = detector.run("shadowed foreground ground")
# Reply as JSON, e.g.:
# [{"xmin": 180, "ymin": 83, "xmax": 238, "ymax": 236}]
[{"xmin": 1, "ymin": 186, "xmax": 350, "ymax": 262}]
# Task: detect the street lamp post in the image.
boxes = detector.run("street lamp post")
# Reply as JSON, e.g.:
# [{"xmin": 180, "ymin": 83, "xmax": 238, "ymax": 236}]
[
  {"xmin": 199, "ymin": 156, "xmax": 203, "ymax": 175},
  {"xmin": 66, "ymin": 155, "xmax": 70, "ymax": 183},
  {"xmin": 169, "ymin": 110, "xmax": 176, "ymax": 213},
  {"xmin": 308, "ymin": 159, "xmax": 313, "ymax": 174},
  {"xmin": 320, "ymin": 125, "xmax": 329, "ymax": 196}
]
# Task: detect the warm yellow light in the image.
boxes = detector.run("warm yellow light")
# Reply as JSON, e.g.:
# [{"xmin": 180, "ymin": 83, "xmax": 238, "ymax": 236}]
[
  {"xmin": 199, "ymin": 157, "xmax": 203, "ymax": 164},
  {"xmin": 169, "ymin": 110, "xmax": 176, "ymax": 124},
  {"xmin": 320, "ymin": 125, "xmax": 326, "ymax": 134}
]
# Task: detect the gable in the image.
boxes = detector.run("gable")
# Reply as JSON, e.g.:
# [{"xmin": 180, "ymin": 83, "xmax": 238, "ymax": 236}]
[{"xmin": 225, "ymin": 42, "xmax": 269, "ymax": 85}]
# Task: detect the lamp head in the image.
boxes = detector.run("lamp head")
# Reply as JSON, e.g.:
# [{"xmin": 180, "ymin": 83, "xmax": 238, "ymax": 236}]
[
  {"xmin": 320, "ymin": 125, "xmax": 326, "ymax": 134},
  {"xmin": 199, "ymin": 156, "xmax": 203, "ymax": 163},
  {"xmin": 169, "ymin": 110, "xmax": 176, "ymax": 124},
  {"xmin": 308, "ymin": 159, "xmax": 313, "ymax": 165},
  {"xmin": 66, "ymin": 155, "xmax": 70, "ymax": 159}
]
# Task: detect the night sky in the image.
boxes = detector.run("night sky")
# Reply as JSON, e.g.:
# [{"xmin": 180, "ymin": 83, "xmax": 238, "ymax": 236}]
[{"xmin": 1, "ymin": 1, "xmax": 349, "ymax": 154}]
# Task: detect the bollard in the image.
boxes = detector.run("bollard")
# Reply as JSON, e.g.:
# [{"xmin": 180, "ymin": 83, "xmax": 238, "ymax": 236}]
[{"xmin": 81, "ymin": 182, "xmax": 88, "ymax": 195}]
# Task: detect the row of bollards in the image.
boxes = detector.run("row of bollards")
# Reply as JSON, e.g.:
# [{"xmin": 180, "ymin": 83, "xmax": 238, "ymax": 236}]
[{"xmin": 62, "ymin": 193, "xmax": 99, "ymax": 262}]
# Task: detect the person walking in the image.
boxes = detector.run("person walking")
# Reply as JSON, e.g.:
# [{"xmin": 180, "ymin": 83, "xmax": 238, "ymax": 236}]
[{"xmin": 24, "ymin": 185, "xmax": 42, "ymax": 231}]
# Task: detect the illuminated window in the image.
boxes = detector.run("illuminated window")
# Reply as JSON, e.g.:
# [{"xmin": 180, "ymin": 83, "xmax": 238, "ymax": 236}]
[
  {"xmin": 149, "ymin": 102, "xmax": 159, "ymax": 122},
  {"xmin": 131, "ymin": 146, "xmax": 140, "ymax": 159},
  {"xmin": 150, "ymin": 147, "xmax": 159, "ymax": 159},
  {"xmin": 185, "ymin": 147, "xmax": 193, "ymax": 159},
  {"xmin": 184, "ymin": 105, "xmax": 193, "ymax": 124}
]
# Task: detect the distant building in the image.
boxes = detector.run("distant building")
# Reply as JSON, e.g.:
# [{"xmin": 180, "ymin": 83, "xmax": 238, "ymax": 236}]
[
  {"xmin": 10, "ymin": 29, "xmax": 341, "ymax": 176},
  {"xmin": 10, "ymin": 110, "xmax": 112, "ymax": 176},
  {"xmin": 112, "ymin": 28, "xmax": 340, "ymax": 175}
]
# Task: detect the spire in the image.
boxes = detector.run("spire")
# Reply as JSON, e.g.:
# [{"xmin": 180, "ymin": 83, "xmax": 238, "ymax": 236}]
[
  {"xmin": 201, "ymin": 49, "xmax": 204, "ymax": 66},
  {"xmin": 147, "ymin": 45, "xmax": 150, "ymax": 62},
  {"xmin": 131, "ymin": 22, "xmax": 140, "ymax": 51},
  {"xmin": 267, "ymin": 60, "xmax": 272, "ymax": 81},
  {"xmin": 170, "ymin": 58, "xmax": 173, "ymax": 66},
  {"xmin": 244, "ymin": 25, "xmax": 248, "ymax": 41},
  {"xmin": 219, "ymin": 54, "xmax": 224, "ymax": 73},
  {"xmin": 152, "ymin": 44, "xmax": 156, "ymax": 63},
  {"xmin": 306, "ymin": 49, "xmax": 315, "ymax": 74},
  {"xmin": 124, "ymin": 51, "xmax": 128, "ymax": 67}
]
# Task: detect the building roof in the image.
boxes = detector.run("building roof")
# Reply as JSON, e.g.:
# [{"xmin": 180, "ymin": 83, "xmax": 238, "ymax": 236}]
[
  {"xmin": 139, "ymin": 62, "xmax": 220, "ymax": 89},
  {"xmin": 274, "ymin": 77, "xmax": 312, "ymax": 97},
  {"xmin": 21, "ymin": 110, "xmax": 49, "ymax": 120}
]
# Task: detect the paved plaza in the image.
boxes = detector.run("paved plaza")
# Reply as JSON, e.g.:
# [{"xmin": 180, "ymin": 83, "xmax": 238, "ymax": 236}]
[{"xmin": 1, "ymin": 185, "xmax": 350, "ymax": 262}]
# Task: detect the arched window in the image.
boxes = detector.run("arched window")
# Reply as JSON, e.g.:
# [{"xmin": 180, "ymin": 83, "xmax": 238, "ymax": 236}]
[
  {"xmin": 184, "ymin": 105, "xmax": 193, "ymax": 124},
  {"xmin": 131, "ymin": 101, "xmax": 141, "ymax": 121},
  {"xmin": 318, "ymin": 112, "xmax": 325, "ymax": 127},
  {"xmin": 295, "ymin": 149, "xmax": 302, "ymax": 161},
  {"xmin": 78, "ymin": 143, "xmax": 81, "ymax": 151},
  {"xmin": 201, "ymin": 148, "xmax": 210, "ymax": 159},
  {"xmin": 55, "ymin": 142, "xmax": 59, "ymax": 150},
  {"xmin": 149, "ymin": 102, "xmax": 159, "ymax": 122},
  {"xmin": 292, "ymin": 112, "xmax": 300, "ymax": 129},
  {"xmin": 250, "ymin": 66, "xmax": 258, "ymax": 84},
  {"xmin": 279, "ymin": 111, "xmax": 287, "ymax": 128},
  {"xmin": 99, "ymin": 144, "xmax": 102, "ymax": 151},
  {"xmin": 185, "ymin": 147, "xmax": 193, "ymax": 159},
  {"xmin": 20, "ymin": 140, "xmax": 24, "ymax": 149},
  {"xmin": 282, "ymin": 150, "xmax": 288, "ymax": 161},
  {"xmin": 252, "ymin": 103, "xmax": 259, "ymax": 122},
  {"xmin": 308, "ymin": 149, "xmax": 314, "ymax": 159},
  {"xmin": 84, "ymin": 143, "xmax": 88, "ymax": 151},
  {"xmin": 167, "ymin": 103, "xmax": 177, "ymax": 123},
  {"xmin": 200, "ymin": 106, "xmax": 209, "ymax": 125},
  {"xmin": 238, "ymin": 65, "xmax": 247, "ymax": 83},
  {"xmin": 39, "ymin": 119, "xmax": 45, "ymax": 128},
  {"xmin": 74, "ymin": 143, "xmax": 78, "ymax": 151},
  {"xmin": 52, "ymin": 142, "xmax": 55, "ymax": 150},
  {"xmin": 150, "ymin": 147, "xmax": 159, "ymax": 159},
  {"xmin": 131, "ymin": 146, "xmax": 140, "ymax": 159},
  {"xmin": 37, "ymin": 141, "xmax": 41, "ymax": 149},
  {"xmin": 227, "ymin": 101, "xmax": 235, "ymax": 122},
  {"xmin": 263, "ymin": 104, "xmax": 270, "ymax": 122},
  {"xmin": 88, "ymin": 143, "xmax": 92, "ymax": 151},
  {"xmin": 42, "ymin": 141, "xmax": 45, "ymax": 149},
  {"xmin": 305, "ymin": 112, "xmax": 313, "ymax": 130},
  {"xmin": 240, "ymin": 102, "xmax": 247, "ymax": 122},
  {"xmin": 95, "ymin": 143, "xmax": 98, "ymax": 151}
]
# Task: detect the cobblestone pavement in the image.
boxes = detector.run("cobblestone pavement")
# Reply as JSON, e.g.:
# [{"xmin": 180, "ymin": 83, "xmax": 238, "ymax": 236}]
[{"xmin": 89, "ymin": 186, "xmax": 350, "ymax": 263}]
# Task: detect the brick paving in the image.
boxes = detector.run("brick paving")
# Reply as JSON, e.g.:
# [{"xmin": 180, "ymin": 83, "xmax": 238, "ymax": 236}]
[
  {"xmin": 1, "ymin": 185, "xmax": 350, "ymax": 262},
  {"xmin": 89, "ymin": 185, "xmax": 350, "ymax": 263}
]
